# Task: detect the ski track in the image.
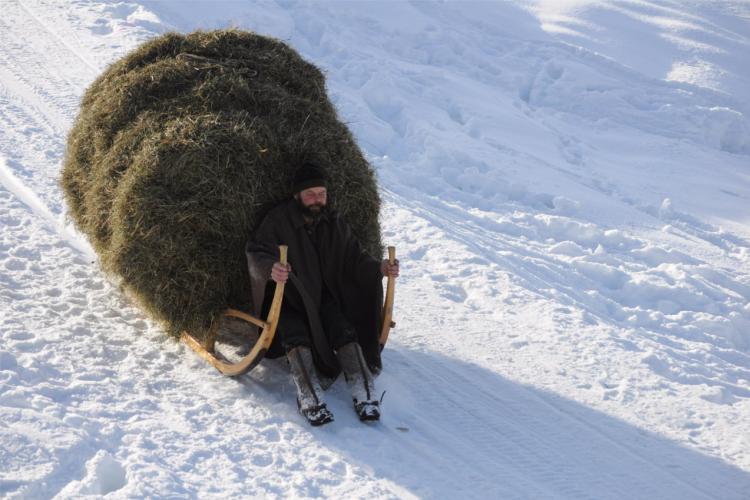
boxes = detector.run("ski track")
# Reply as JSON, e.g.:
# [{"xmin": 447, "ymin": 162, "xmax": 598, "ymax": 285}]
[
  {"xmin": 0, "ymin": 0, "xmax": 95, "ymax": 216},
  {"xmin": 2, "ymin": 0, "xmax": 750, "ymax": 498},
  {"xmin": 383, "ymin": 186, "xmax": 750, "ymax": 389}
]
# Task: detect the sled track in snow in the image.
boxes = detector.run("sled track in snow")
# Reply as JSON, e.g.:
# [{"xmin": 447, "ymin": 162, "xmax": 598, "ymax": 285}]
[
  {"xmin": 377, "ymin": 347, "xmax": 742, "ymax": 499},
  {"xmin": 16, "ymin": 0, "xmax": 100, "ymax": 75},
  {"xmin": 383, "ymin": 186, "xmax": 750, "ymax": 393},
  {"xmin": 0, "ymin": 0, "xmax": 96, "ymax": 133},
  {"xmin": 0, "ymin": 1, "xmax": 101, "ymax": 258}
]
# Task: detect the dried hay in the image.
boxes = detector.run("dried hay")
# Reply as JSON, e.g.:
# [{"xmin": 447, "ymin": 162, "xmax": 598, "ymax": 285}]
[{"xmin": 61, "ymin": 30, "xmax": 382, "ymax": 340}]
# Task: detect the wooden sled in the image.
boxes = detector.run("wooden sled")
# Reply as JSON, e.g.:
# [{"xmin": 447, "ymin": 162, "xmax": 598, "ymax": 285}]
[{"xmin": 181, "ymin": 245, "xmax": 397, "ymax": 377}]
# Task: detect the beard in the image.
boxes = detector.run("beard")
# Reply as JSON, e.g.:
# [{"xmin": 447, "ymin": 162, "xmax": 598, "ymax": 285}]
[{"xmin": 296, "ymin": 198, "xmax": 328, "ymax": 220}]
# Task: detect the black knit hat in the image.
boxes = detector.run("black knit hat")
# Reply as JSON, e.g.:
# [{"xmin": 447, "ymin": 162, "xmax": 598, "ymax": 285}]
[{"xmin": 292, "ymin": 161, "xmax": 328, "ymax": 192}]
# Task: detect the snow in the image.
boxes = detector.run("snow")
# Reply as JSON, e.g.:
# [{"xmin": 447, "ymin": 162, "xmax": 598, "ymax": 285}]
[{"xmin": 1, "ymin": 0, "xmax": 749, "ymax": 498}]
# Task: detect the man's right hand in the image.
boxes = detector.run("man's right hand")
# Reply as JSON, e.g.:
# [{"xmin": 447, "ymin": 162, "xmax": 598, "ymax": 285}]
[{"xmin": 271, "ymin": 262, "xmax": 291, "ymax": 283}]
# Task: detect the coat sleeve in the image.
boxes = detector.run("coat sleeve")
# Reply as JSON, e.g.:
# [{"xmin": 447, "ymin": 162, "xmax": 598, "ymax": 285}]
[
  {"xmin": 245, "ymin": 214, "xmax": 282, "ymax": 316},
  {"xmin": 336, "ymin": 217, "xmax": 382, "ymax": 287},
  {"xmin": 245, "ymin": 215, "xmax": 279, "ymax": 282}
]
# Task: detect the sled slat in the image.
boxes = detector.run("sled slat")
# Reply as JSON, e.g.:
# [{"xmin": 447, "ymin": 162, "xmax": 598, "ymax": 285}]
[
  {"xmin": 181, "ymin": 245, "xmax": 287, "ymax": 377},
  {"xmin": 224, "ymin": 308, "xmax": 269, "ymax": 330}
]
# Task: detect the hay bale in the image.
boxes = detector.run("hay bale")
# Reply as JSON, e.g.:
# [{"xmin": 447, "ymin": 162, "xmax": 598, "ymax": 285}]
[{"xmin": 62, "ymin": 30, "xmax": 382, "ymax": 340}]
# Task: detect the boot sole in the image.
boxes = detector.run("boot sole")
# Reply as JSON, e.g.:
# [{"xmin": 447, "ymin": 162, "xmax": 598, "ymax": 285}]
[{"xmin": 309, "ymin": 415, "xmax": 334, "ymax": 426}]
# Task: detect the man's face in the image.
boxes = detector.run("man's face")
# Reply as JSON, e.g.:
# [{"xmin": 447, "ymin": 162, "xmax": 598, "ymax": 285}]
[{"xmin": 297, "ymin": 186, "xmax": 327, "ymax": 215}]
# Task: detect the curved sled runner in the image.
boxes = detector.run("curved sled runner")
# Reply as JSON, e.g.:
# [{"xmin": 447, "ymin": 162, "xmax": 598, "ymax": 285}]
[{"xmin": 181, "ymin": 245, "xmax": 397, "ymax": 377}]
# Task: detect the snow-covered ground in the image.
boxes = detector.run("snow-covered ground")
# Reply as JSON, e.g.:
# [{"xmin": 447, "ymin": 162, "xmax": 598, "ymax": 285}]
[{"xmin": 2, "ymin": 0, "xmax": 749, "ymax": 498}]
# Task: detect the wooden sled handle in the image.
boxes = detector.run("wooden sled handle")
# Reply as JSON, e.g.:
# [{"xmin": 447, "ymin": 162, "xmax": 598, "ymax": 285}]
[
  {"xmin": 379, "ymin": 246, "xmax": 397, "ymax": 348},
  {"xmin": 181, "ymin": 245, "xmax": 288, "ymax": 377}
]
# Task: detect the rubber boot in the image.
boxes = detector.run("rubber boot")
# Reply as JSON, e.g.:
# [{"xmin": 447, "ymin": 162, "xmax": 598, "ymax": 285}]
[
  {"xmin": 336, "ymin": 342, "xmax": 380, "ymax": 421},
  {"xmin": 287, "ymin": 346, "xmax": 334, "ymax": 426}
]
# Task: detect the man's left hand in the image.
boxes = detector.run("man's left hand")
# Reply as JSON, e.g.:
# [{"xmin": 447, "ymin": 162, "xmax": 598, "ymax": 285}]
[{"xmin": 381, "ymin": 259, "xmax": 400, "ymax": 278}]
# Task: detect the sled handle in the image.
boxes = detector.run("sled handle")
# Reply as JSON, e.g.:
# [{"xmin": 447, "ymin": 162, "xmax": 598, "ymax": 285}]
[
  {"xmin": 181, "ymin": 245, "xmax": 288, "ymax": 377},
  {"xmin": 265, "ymin": 244, "xmax": 288, "ymax": 338},
  {"xmin": 379, "ymin": 246, "xmax": 396, "ymax": 348}
]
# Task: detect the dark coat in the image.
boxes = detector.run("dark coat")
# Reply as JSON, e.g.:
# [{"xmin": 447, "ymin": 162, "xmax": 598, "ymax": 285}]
[{"xmin": 245, "ymin": 199, "xmax": 383, "ymax": 377}]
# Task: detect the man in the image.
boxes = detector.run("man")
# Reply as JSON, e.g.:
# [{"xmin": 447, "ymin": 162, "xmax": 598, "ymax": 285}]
[{"xmin": 245, "ymin": 162, "xmax": 399, "ymax": 426}]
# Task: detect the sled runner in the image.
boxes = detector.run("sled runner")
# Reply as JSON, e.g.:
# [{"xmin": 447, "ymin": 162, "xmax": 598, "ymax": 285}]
[{"xmin": 181, "ymin": 245, "xmax": 397, "ymax": 377}]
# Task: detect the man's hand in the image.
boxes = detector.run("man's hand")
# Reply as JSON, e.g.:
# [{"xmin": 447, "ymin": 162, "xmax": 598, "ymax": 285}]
[
  {"xmin": 380, "ymin": 259, "xmax": 400, "ymax": 278},
  {"xmin": 271, "ymin": 262, "xmax": 291, "ymax": 283}
]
